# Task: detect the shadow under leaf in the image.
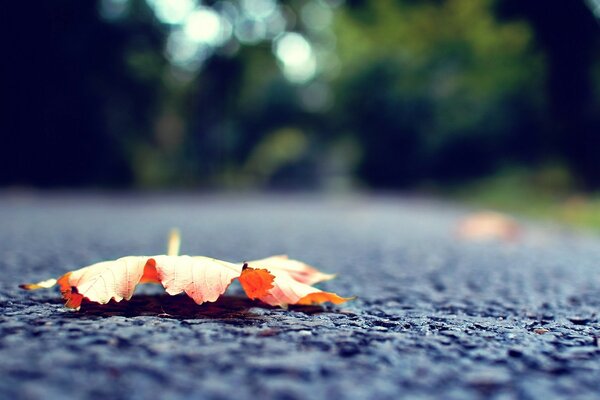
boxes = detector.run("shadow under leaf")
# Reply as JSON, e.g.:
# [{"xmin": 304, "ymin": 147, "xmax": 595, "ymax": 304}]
[{"xmin": 64, "ymin": 294, "xmax": 327, "ymax": 320}]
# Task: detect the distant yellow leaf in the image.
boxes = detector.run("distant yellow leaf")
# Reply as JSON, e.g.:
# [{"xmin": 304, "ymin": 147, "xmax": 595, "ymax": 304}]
[{"xmin": 457, "ymin": 211, "xmax": 521, "ymax": 242}]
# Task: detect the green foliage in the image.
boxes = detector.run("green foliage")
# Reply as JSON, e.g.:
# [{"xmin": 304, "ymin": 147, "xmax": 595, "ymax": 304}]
[
  {"xmin": 333, "ymin": 0, "xmax": 545, "ymax": 186},
  {"xmin": 4, "ymin": 0, "xmax": 599, "ymax": 194}
]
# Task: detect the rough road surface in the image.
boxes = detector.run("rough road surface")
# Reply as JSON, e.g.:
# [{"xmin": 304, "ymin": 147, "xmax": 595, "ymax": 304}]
[{"xmin": 2, "ymin": 193, "xmax": 600, "ymax": 400}]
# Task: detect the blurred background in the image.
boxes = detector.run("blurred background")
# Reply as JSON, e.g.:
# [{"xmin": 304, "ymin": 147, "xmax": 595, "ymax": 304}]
[{"xmin": 1, "ymin": 0, "xmax": 600, "ymax": 226}]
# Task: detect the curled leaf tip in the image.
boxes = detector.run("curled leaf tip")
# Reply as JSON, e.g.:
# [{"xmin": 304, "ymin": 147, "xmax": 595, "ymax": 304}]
[
  {"xmin": 296, "ymin": 292, "xmax": 355, "ymax": 306},
  {"xmin": 19, "ymin": 278, "xmax": 57, "ymax": 291},
  {"xmin": 317, "ymin": 273, "xmax": 337, "ymax": 282}
]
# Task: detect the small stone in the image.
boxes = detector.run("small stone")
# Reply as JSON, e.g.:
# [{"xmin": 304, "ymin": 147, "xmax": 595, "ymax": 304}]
[
  {"xmin": 568, "ymin": 317, "xmax": 591, "ymax": 325},
  {"xmin": 507, "ymin": 348, "xmax": 523, "ymax": 357},
  {"xmin": 258, "ymin": 328, "xmax": 279, "ymax": 337}
]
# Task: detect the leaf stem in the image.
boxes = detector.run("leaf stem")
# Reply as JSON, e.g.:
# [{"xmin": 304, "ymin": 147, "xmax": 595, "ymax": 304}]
[{"xmin": 167, "ymin": 228, "xmax": 181, "ymax": 256}]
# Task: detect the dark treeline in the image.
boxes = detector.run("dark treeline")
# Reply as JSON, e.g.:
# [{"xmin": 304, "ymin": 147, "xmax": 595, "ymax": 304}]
[{"xmin": 1, "ymin": 0, "xmax": 599, "ymax": 189}]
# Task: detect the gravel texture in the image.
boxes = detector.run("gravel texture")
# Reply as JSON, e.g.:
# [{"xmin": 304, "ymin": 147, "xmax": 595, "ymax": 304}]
[{"xmin": 2, "ymin": 193, "xmax": 600, "ymax": 400}]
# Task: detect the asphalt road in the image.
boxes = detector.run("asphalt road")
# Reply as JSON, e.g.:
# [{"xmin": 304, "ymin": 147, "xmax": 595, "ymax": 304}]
[{"xmin": 2, "ymin": 193, "xmax": 600, "ymax": 400}]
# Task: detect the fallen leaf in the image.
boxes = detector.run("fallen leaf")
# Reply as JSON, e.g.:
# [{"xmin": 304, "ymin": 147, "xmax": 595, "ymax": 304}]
[
  {"xmin": 456, "ymin": 211, "xmax": 521, "ymax": 242},
  {"xmin": 21, "ymin": 230, "xmax": 352, "ymax": 310}
]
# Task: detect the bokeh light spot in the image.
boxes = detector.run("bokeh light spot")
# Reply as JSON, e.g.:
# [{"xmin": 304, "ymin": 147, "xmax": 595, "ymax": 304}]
[
  {"xmin": 235, "ymin": 18, "xmax": 267, "ymax": 44},
  {"xmin": 240, "ymin": 0, "xmax": 277, "ymax": 20},
  {"xmin": 184, "ymin": 7, "xmax": 230, "ymax": 47},
  {"xmin": 166, "ymin": 29, "xmax": 210, "ymax": 71},
  {"xmin": 274, "ymin": 32, "xmax": 317, "ymax": 83},
  {"xmin": 147, "ymin": 0, "xmax": 196, "ymax": 25}
]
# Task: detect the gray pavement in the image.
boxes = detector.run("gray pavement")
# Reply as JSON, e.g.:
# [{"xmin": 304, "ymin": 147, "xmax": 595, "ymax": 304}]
[{"xmin": 2, "ymin": 193, "xmax": 600, "ymax": 400}]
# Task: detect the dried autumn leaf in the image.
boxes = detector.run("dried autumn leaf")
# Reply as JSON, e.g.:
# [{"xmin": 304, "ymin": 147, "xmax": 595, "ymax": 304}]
[{"xmin": 21, "ymin": 230, "xmax": 353, "ymax": 310}]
